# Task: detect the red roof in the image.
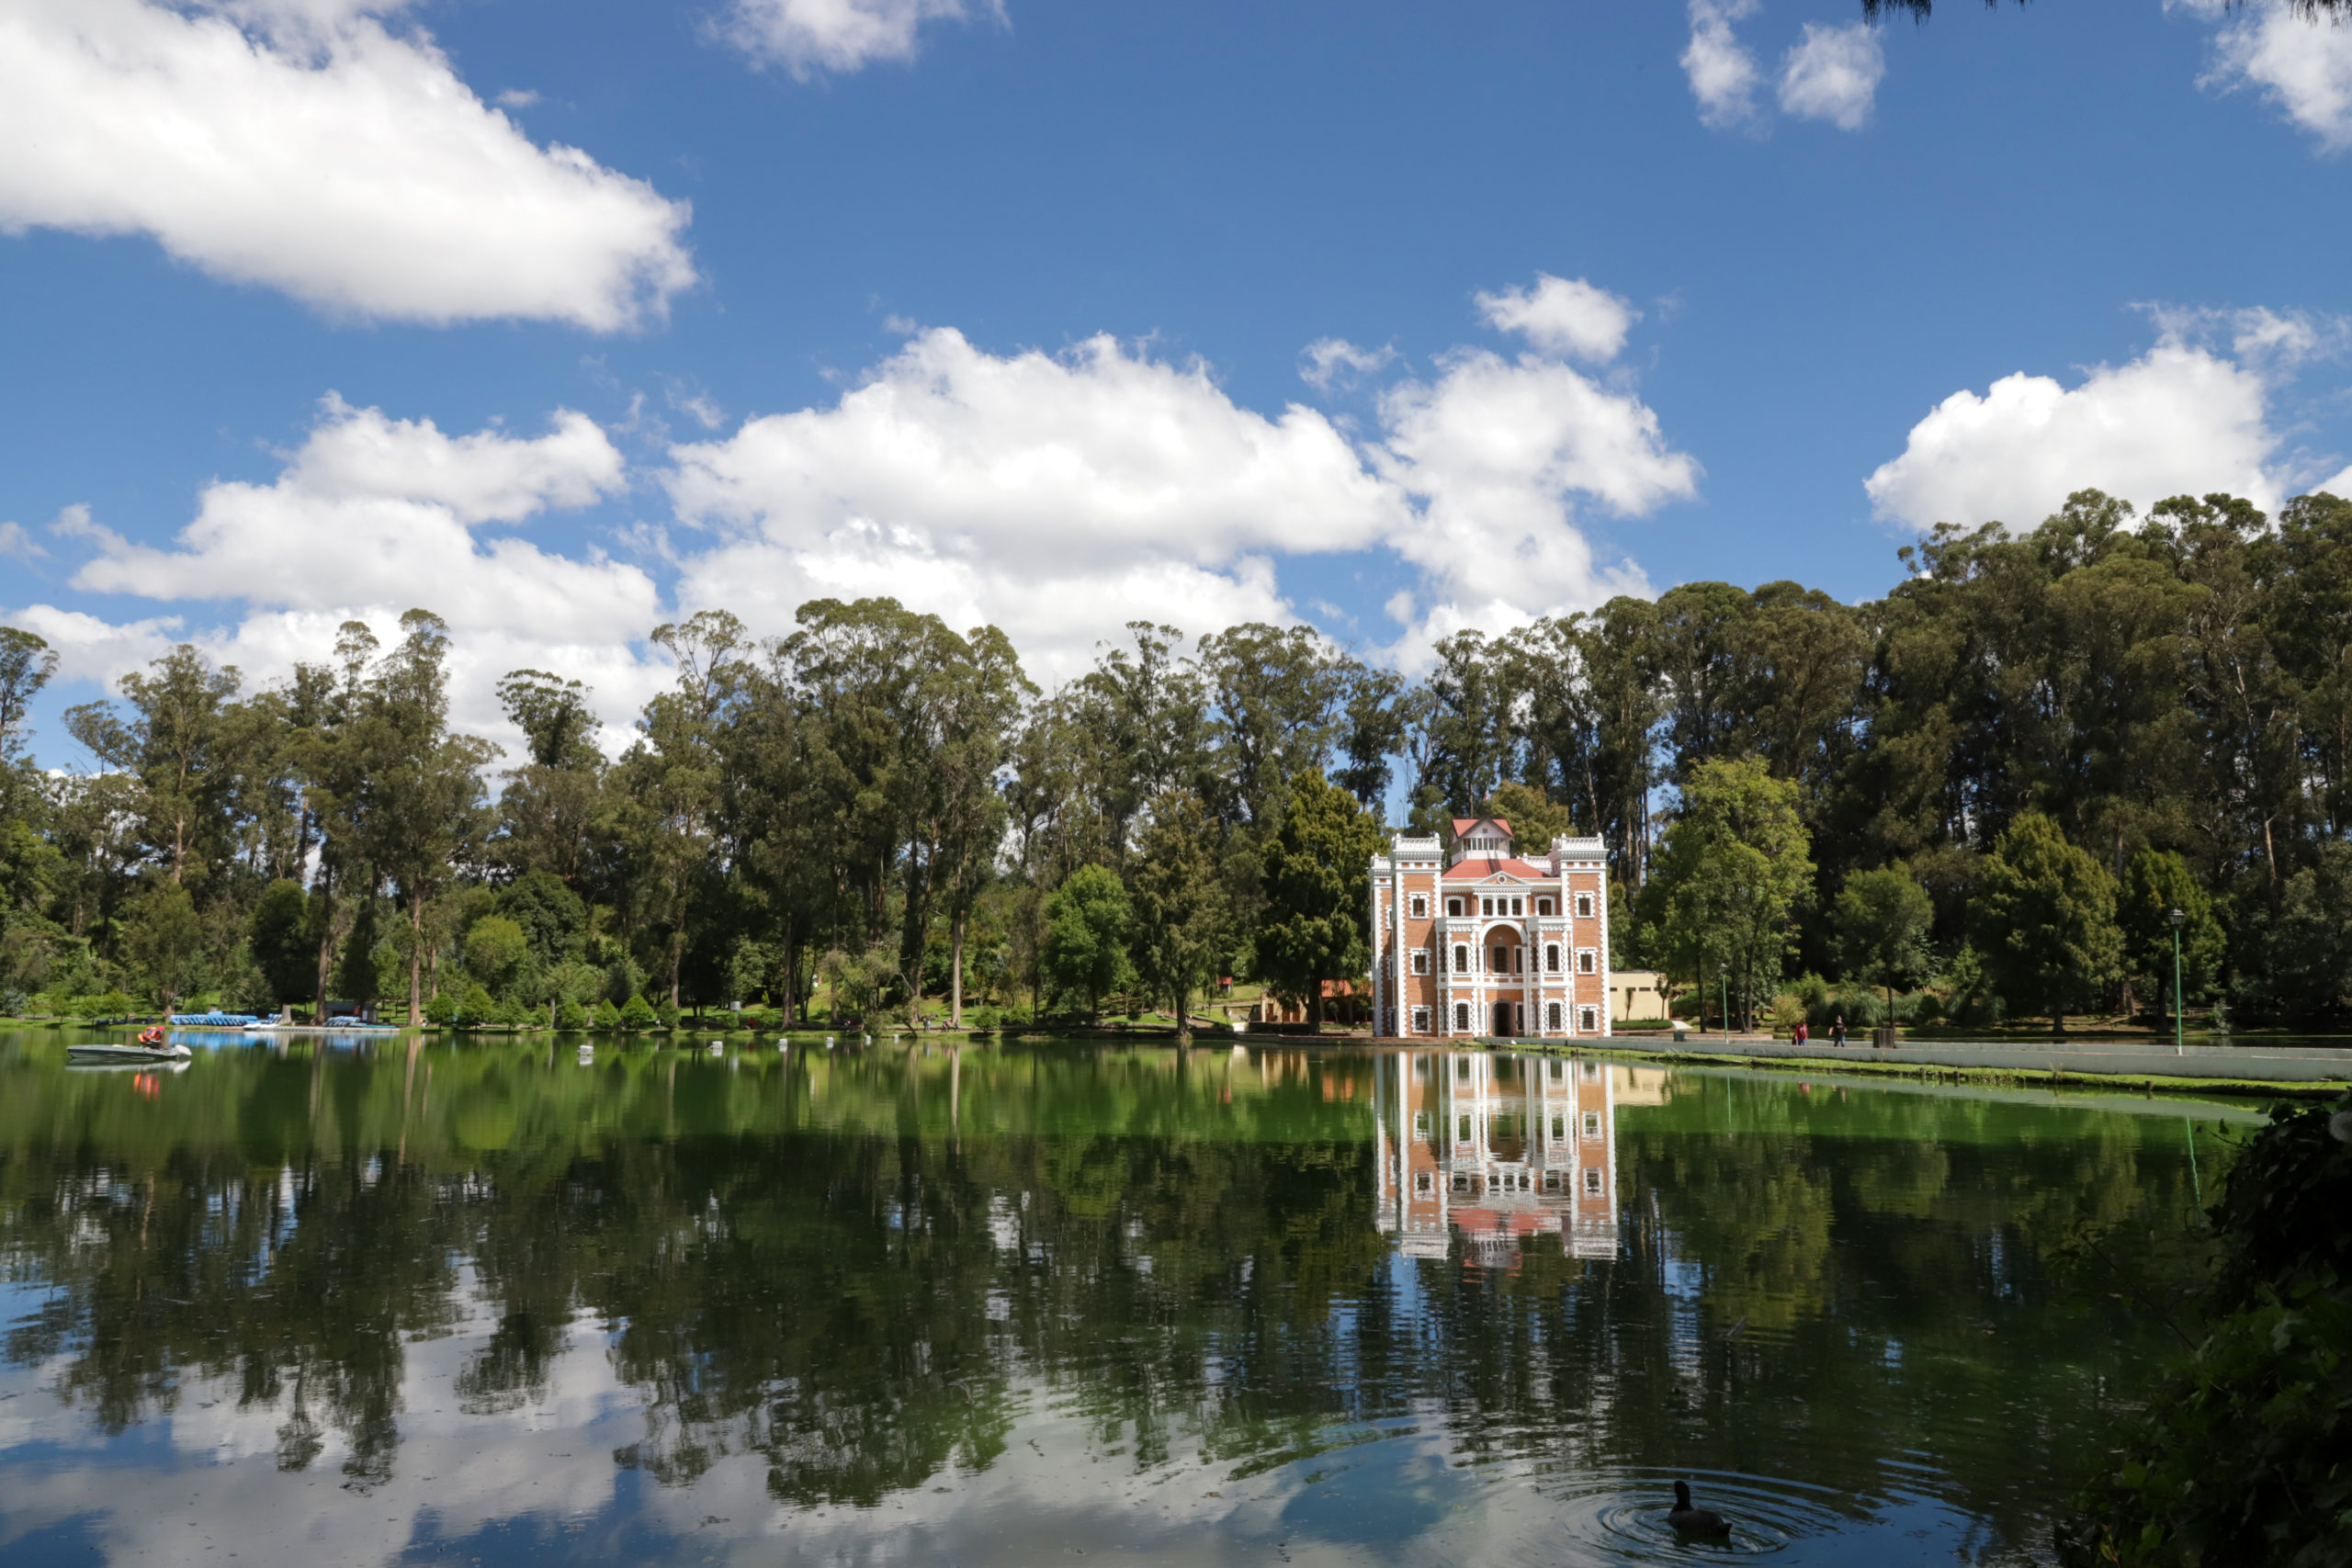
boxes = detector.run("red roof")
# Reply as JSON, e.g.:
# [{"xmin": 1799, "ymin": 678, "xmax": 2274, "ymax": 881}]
[
  {"xmin": 1452, "ymin": 817, "xmax": 1510, "ymax": 838},
  {"xmin": 1444, "ymin": 856, "xmax": 1552, "ymax": 880}
]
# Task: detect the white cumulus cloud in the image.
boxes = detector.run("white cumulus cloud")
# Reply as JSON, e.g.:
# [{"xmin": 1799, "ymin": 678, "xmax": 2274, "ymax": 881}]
[
  {"xmin": 1475, "ymin": 275, "xmax": 1639, "ymax": 363},
  {"xmin": 2190, "ymin": 0, "xmax": 2352, "ymax": 151},
  {"xmin": 1682, "ymin": 0, "xmax": 1763, "ymax": 130},
  {"xmin": 663, "ymin": 327, "xmax": 1405, "ymax": 681},
  {"xmin": 20, "ymin": 283, "xmax": 1698, "ymax": 725},
  {"xmin": 1864, "ymin": 343, "xmax": 2284, "ymax": 529},
  {"xmin": 0, "ymin": 0, "xmax": 695, "ymax": 329},
  {"xmin": 722, "ymin": 0, "xmax": 1001, "ymax": 77},
  {"xmin": 1778, "ymin": 21, "xmax": 1884, "ymax": 130},
  {"xmin": 22, "ymin": 398, "xmax": 664, "ymax": 744},
  {"xmin": 666, "ymin": 316, "xmax": 1691, "ymax": 677}
]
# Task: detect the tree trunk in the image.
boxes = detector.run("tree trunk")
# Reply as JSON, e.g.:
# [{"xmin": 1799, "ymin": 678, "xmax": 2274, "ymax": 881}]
[
  {"xmin": 1310, "ymin": 976, "xmax": 1324, "ymax": 1034},
  {"xmin": 314, "ymin": 883, "xmax": 334, "ymax": 1020},
  {"xmin": 950, "ymin": 906, "xmax": 966, "ymax": 1028},
  {"xmin": 669, "ymin": 926, "xmax": 684, "ymax": 1009},
  {"xmin": 407, "ymin": 889, "xmax": 424, "ymax": 1026}
]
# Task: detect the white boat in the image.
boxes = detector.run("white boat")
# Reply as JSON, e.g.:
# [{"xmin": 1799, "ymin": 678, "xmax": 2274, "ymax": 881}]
[{"xmin": 68, "ymin": 1041, "xmax": 193, "ymax": 1064}]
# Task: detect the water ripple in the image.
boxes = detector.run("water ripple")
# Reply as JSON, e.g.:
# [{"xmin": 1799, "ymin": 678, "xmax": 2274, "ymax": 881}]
[{"xmin": 1529, "ymin": 1467, "xmax": 1860, "ymax": 1561}]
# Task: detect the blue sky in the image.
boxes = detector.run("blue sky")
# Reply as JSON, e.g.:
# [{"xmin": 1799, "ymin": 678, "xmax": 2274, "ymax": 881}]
[{"xmin": 4, "ymin": 0, "xmax": 2350, "ymax": 759}]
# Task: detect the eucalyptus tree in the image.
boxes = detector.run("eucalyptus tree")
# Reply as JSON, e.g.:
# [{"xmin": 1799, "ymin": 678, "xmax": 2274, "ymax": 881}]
[
  {"xmin": 1127, "ymin": 789, "xmax": 1231, "ymax": 1043},
  {"xmin": 0, "ymin": 626, "xmax": 55, "ymax": 769},
  {"xmin": 64, "ymin": 643, "xmax": 243, "ymax": 888},
  {"xmin": 917, "ymin": 624, "xmax": 1030, "ymax": 1026},
  {"xmin": 1066, "ymin": 621, "xmax": 1206, "ymax": 863},
  {"xmin": 1333, "ymin": 664, "xmax": 1407, "ymax": 812},
  {"xmin": 1418, "ymin": 631, "xmax": 1511, "ymax": 826},
  {"xmin": 492, "ymin": 669, "xmax": 611, "ymax": 888},
  {"xmin": 1195, "ymin": 622, "xmax": 1346, "ymax": 832},
  {"xmin": 626, "ymin": 610, "xmax": 749, "ymax": 1009}
]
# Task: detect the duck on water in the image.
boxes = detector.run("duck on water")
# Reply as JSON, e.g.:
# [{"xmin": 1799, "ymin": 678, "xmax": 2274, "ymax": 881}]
[{"xmin": 1668, "ymin": 1481, "xmax": 1732, "ymax": 1538}]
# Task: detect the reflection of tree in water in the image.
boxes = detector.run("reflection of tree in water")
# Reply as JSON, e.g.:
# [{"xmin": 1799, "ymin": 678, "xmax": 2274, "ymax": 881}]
[
  {"xmin": 0, "ymin": 1151, "xmax": 459, "ymax": 1486},
  {"xmin": 0, "ymin": 1041, "xmax": 2224, "ymax": 1547}
]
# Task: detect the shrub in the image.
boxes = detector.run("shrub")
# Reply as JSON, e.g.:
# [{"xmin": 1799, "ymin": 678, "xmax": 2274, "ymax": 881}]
[
  {"xmin": 652, "ymin": 997, "xmax": 679, "ymax": 1031},
  {"xmin": 423, "ymin": 991, "xmax": 458, "ymax": 1027},
  {"xmin": 593, "ymin": 998, "xmax": 622, "ymax": 1031},
  {"xmin": 453, "ymin": 983, "xmax": 499, "ymax": 1029},
  {"xmin": 1770, "ymin": 992, "xmax": 1807, "ymax": 1032},
  {"xmin": 1911, "ymin": 990, "xmax": 1945, "ymax": 1024},
  {"xmin": 619, "ymin": 994, "xmax": 658, "ymax": 1031},
  {"xmin": 556, "ymin": 996, "xmax": 590, "ymax": 1031},
  {"xmin": 2058, "ymin": 1094, "xmax": 2352, "ymax": 1567}
]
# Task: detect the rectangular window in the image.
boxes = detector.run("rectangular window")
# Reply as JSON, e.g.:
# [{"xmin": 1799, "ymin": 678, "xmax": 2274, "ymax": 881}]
[
  {"xmin": 1492, "ymin": 946, "xmax": 1509, "ymax": 973},
  {"xmin": 1511, "ymin": 897, "xmax": 1523, "ymax": 916},
  {"xmin": 1453, "ymin": 1001, "xmax": 1470, "ymax": 1030},
  {"xmin": 1584, "ymin": 1168, "xmax": 1603, "ymax": 1196},
  {"xmin": 1537, "ymin": 897, "xmax": 1554, "ymax": 916},
  {"xmin": 1453, "ymin": 944, "xmax": 1469, "ymax": 973},
  {"xmin": 1446, "ymin": 897, "xmax": 1463, "ymax": 917},
  {"xmin": 1409, "ymin": 894, "xmax": 1427, "ymax": 919},
  {"xmin": 1545, "ymin": 944, "xmax": 1560, "ymax": 973},
  {"xmin": 1578, "ymin": 949, "xmax": 1597, "ymax": 974},
  {"xmin": 1584, "ymin": 1111, "xmax": 1601, "ymax": 1137},
  {"xmin": 1576, "ymin": 893, "xmax": 1594, "ymax": 919},
  {"xmin": 1411, "ymin": 949, "xmax": 1430, "ymax": 975},
  {"xmin": 1480, "ymin": 897, "xmax": 1493, "ymax": 916},
  {"xmin": 1547, "ymin": 1001, "xmax": 1563, "ymax": 1031},
  {"xmin": 1578, "ymin": 1006, "xmax": 1599, "ymax": 1032}
]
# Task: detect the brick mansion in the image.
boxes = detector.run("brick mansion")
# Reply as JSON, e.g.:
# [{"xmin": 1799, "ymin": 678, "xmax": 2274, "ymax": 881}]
[{"xmin": 1369, "ymin": 816, "xmax": 1613, "ymax": 1040}]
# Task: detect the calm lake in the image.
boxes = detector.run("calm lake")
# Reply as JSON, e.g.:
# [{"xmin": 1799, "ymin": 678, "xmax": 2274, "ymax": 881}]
[{"xmin": 0, "ymin": 1032, "xmax": 2252, "ymax": 1566}]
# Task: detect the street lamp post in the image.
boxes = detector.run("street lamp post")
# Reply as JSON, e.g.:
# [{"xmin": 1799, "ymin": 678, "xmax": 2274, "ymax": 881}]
[{"xmin": 2167, "ymin": 907, "xmax": 2187, "ymax": 1055}]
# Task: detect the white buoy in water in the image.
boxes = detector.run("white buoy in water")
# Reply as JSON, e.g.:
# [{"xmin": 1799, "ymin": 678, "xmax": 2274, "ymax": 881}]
[
  {"xmin": 826, "ymin": 1035, "xmax": 836, "ymax": 1050},
  {"xmin": 777, "ymin": 1037, "xmax": 789, "ymax": 1052}
]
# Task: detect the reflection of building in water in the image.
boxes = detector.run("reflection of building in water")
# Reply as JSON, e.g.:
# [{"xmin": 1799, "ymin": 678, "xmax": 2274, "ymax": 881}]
[{"xmin": 1373, "ymin": 1052, "xmax": 1654, "ymax": 1266}]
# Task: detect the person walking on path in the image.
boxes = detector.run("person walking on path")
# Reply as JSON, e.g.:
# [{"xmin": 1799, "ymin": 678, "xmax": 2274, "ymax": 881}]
[{"xmin": 1830, "ymin": 1015, "xmax": 1846, "ymax": 1047}]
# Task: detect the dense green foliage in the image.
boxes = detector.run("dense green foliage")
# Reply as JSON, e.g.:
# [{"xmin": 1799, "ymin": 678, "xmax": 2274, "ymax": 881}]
[
  {"xmin": 2060, "ymin": 1093, "xmax": 2352, "ymax": 1567},
  {"xmin": 4, "ymin": 486, "xmax": 2351, "ymax": 1029}
]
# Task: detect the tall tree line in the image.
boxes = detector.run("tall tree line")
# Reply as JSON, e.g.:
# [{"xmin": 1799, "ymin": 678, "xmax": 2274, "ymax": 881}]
[{"xmin": 4, "ymin": 485, "xmax": 2350, "ymax": 1030}]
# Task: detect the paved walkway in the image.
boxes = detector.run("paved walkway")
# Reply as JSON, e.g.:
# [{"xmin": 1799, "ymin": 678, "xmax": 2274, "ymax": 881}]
[{"xmin": 1592, "ymin": 1032, "xmax": 2352, "ymax": 1086}]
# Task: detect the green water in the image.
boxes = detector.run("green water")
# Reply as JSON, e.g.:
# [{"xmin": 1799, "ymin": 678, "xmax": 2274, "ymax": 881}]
[{"xmin": 0, "ymin": 1032, "xmax": 2247, "ymax": 1566}]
